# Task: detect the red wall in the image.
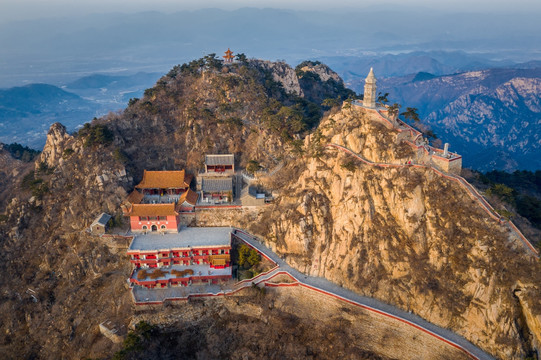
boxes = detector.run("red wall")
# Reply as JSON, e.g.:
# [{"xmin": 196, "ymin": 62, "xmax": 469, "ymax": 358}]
[{"xmin": 130, "ymin": 215, "xmax": 179, "ymax": 232}]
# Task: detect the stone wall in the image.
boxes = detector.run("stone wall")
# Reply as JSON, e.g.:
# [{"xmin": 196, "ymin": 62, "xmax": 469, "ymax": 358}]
[
  {"xmin": 192, "ymin": 207, "xmax": 263, "ymax": 228},
  {"xmin": 432, "ymin": 156, "xmax": 462, "ymax": 175}
]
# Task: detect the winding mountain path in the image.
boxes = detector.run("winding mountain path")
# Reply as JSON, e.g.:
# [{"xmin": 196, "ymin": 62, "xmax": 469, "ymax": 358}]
[
  {"xmin": 233, "ymin": 229, "xmax": 495, "ymax": 360},
  {"xmin": 325, "ymin": 143, "xmax": 539, "ymax": 257}
]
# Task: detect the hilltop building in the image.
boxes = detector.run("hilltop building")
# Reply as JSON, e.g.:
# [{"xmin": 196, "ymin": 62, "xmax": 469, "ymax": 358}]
[
  {"xmin": 123, "ymin": 170, "xmax": 198, "ymax": 233},
  {"xmin": 354, "ymin": 68, "xmax": 463, "ymax": 174},
  {"xmin": 223, "ymin": 48, "xmax": 234, "ymax": 63},
  {"xmin": 197, "ymin": 154, "xmax": 235, "ymax": 204},
  {"xmin": 204, "ymin": 154, "xmax": 235, "ymax": 174},
  {"xmin": 363, "ymin": 67, "xmax": 377, "ymax": 109},
  {"xmin": 135, "ymin": 170, "xmax": 192, "ymax": 196},
  {"xmin": 122, "ymin": 172, "xmax": 232, "ymax": 291},
  {"xmin": 128, "ymin": 227, "xmax": 232, "ymax": 289}
]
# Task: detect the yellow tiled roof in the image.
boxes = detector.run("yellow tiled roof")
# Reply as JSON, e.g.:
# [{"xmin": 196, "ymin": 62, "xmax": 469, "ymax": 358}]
[
  {"xmin": 135, "ymin": 170, "xmax": 190, "ymax": 189},
  {"xmin": 178, "ymin": 188, "xmax": 199, "ymax": 206},
  {"xmin": 126, "ymin": 190, "xmax": 144, "ymax": 204},
  {"xmin": 129, "ymin": 203, "xmax": 177, "ymax": 217}
]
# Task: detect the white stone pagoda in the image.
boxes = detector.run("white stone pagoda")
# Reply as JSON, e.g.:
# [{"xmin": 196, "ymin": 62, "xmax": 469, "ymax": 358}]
[{"xmin": 363, "ymin": 67, "xmax": 377, "ymax": 109}]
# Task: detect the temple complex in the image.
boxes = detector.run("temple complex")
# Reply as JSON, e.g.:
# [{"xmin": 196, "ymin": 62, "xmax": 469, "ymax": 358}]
[
  {"xmin": 197, "ymin": 154, "xmax": 235, "ymax": 204},
  {"xmin": 123, "ymin": 171, "xmax": 233, "ymax": 291}
]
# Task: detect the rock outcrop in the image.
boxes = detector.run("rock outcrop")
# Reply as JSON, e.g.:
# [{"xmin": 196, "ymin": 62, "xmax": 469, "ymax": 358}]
[
  {"xmin": 38, "ymin": 122, "xmax": 71, "ymax": 169},
  {"xmin": 251, "ymin": 106, "xmax": 541, "ymax": 359},
  {"xmin": 249, "ymin": 59, "xmax": 303, "ymax": 96},
  {"xmin": 299, "ymin": 62, "xmax": 342, "ymax": 83}
]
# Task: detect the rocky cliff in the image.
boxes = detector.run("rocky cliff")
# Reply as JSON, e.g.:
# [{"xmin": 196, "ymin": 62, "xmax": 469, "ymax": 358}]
[
  {"xmin": 0, "ymin": 119, "xmax": 134, "ymax": 358},
  {"xmin": 250, "ymin": 105, "xmax": 541, "ymax": 359}
]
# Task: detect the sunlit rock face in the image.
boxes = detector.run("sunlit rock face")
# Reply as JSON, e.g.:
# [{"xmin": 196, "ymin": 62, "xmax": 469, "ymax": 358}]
[{"xmin": 251, "ymin": 107, "xmax": 541, "ymax": 359}]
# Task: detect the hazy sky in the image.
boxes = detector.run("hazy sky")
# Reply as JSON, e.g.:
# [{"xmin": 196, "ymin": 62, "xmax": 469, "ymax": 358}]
[{"xmin": 2, "ymin": 0, "xmax": 541, "ymax": 22}]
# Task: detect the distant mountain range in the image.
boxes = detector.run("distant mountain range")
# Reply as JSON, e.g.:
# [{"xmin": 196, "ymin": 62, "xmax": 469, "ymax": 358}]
[
  {"xmin": 0, "ymin": 72, "xmax": 160, "ymax": 148},
  {"xmin": 370, "ymin": 68, "xmax": 541, "ymax": 171},
  {"xmin": 318, "ymin": 51, "xmax": 520, "ymax": 82},
  {"xmin": 1, "ymin": 61, "xmax": 540, "ymax": 172},
  {"xmin": 0, "ymin": 84, "xmax": 98, "ymax": 147}
]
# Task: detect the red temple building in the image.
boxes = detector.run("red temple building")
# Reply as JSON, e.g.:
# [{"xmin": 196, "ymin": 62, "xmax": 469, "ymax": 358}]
[
  {"xmin": 223, "ymin": 48, "xmax": 234, "ymax": 63},
  {"xmin": 204, "ymin": 154, "xmax": 235, "ymax": 174},
  {"xmin": 128, "ymin": 203, "xmax": 180, "ymax": 233},
  {"xmin": 135, "ymin": 170, "xmax": 192, "ymax": 196},
  {"xmin": 123, "ymin": 170, "xmax": 198, "ymax": 233},
  {"xmin": 128, "ymin": 227, "xmax": 233, "ymax": 289}
]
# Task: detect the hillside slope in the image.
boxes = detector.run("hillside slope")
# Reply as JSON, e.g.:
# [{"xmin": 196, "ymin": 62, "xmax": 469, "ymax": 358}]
[{"xmin": 248, "ymin": 106, "xmax": 541, "ymax": 359}]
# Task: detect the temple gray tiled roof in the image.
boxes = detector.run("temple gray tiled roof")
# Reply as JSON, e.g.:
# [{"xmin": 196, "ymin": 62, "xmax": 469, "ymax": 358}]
[
  {"xmin": 92, "ymin": 213, "xmax": 111, "ymax": 227},
  {"xmin": 128, "ymin": 227, "xmax": 232, "ymax": 251},
  {"xmin": 201, "ymin": 177, "xmax": 233, "ymax": 192},
  {"xmin": 205, "ymin": 154, "xmax": 234, "ymax": 166}
]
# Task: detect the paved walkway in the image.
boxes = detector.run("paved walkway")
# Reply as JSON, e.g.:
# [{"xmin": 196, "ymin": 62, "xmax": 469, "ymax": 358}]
[
  {"xmin": 233, "ymin": 229, "xmax": 495, "ymax": 360},
  {"xmin": 326, "ymin": 143, "xmax": 539, "ymax": 258}
]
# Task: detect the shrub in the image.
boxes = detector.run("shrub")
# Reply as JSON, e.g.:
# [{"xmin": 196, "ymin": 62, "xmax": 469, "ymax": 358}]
[
  {"xmin": 171, "ymin": 269, "xmax": 194, "ymax": 277},
  {"xmin": 137, "ymin": 270, "xmax": 148, "ymax": 280},
  {"xmin": 113, "ymin": 148, "xmax": 129, "ymax": 163},
  {"xmin": 246, "ymin": 160, "xmax": 261, "ymax": 174},
  {"xmin": 21, "ymin": 171, "xmax": 49, "ymax": 199},
  {"xmin": 516, "ymin": 195, "xmax": 541, "ymax": 228},
  {"xmin": 322, "ymin": 97, "xmax": 341, "ymax": 109},
  {"xmin": 112, "ymin": 321, "xmax": 156, "ymax": 360},
  {"xmin": 224, "ymin": 117, "xmax": 243, "ymax": 128},
  {"xmin": 107, "ymin": 213, "xmax": 124, "ymax": 228},
  {"xmin": 148, "ymin": 269, "xmax": 168, "ymax": 279},
  {"xmin": 62, "ymin": 148, "xmax": 74, "ymax": 158},
  {"xmin": 2, "ymin": 143, "xmax": 40, "ymax": 162},
  {"xmin": 79, "ymin": 124, "xmax": 114, "ymax": 148},
  {"xmin": 496, "ymin": 209, "xmax": 514, "ymax": 220},
  {"xmin": 341, "ymin": 160, "xmax": 356, "ymax": 172},
  {"xmin": 237, "ymin": 244, "xmax": 260, "ymax": 268},
  {"xmin": 486, "ymin": 183, "xmax": 515, "ymax": 204}
]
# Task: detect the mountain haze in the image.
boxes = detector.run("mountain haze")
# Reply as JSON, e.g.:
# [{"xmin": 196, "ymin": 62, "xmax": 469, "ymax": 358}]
[
  {"xmin": 0, "ymin": 84, "xmax": 99, "ymax": 147},
  {"xmin": 0, "ymin": 8, "xmax": 540, "ymax": 87}
]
